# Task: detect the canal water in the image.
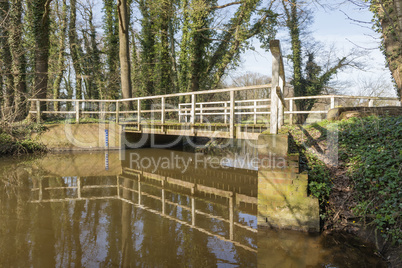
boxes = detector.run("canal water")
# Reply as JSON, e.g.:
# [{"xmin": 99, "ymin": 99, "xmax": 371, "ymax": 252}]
[{"xmin": 0, "ymin": 149, "xmax": 386, "ymax": 267}]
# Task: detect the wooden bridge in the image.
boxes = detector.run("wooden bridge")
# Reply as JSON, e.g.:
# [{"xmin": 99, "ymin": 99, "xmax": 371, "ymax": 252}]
[{"xmin": 28, "ymin": 40, "xmax": 400, "ymax": 140}]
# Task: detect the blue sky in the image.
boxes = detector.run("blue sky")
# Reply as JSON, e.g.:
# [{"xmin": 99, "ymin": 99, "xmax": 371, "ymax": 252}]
[{"xmin": 238, "ymin": 1, "xmax": 396, "ymax": 96}]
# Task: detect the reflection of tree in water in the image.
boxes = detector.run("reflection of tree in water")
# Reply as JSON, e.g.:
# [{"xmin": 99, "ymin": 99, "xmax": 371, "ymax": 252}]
[
  {"xmin": 0, "ymin": 162, "xmax": 32, "ymax": 267},
  {"xmin": 0, "ymin": 156, "xmax": 257, "ymax": 266}
]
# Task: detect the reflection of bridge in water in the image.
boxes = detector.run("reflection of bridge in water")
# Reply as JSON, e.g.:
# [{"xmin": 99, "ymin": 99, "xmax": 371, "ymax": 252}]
[{"xmin": 31, "ymin": 150, "xmax": 258, "ymax": 253}]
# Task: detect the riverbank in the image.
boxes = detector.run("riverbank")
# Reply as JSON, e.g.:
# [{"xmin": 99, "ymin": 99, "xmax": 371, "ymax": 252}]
[
  {"xmin": 279, "ymin": 115, "xmax": 401, "ymax": 267},
  {"xmin": 0, "ymin": 122, "xmax": 46, "ymax": 156}
]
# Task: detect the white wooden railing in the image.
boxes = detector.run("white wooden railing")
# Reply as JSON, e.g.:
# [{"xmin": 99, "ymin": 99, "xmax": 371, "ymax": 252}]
[{"xmin": 28, "ymin": 40, "xmax": 400, "ymax": 136}]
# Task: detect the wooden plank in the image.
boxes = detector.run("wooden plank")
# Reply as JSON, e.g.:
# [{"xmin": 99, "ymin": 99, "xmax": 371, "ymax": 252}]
[
  {"xmin": 118, "ymin": 84, "xmax": 271, "ymax": 101},
  {"xmin": 137, "ymin": 99, "xmax": 141, "ymax": 130},
  {"xmin": 36, "ymin": 100, "xmax": 40, "ymax": 124},
  {"xmin": 230, "ymin": 90, "xmax": 235, "ymax": 138},
  {"xmin": 116, "ymin": 101, "xmax": 120, "ymax": 124},
  {"xmin": 75, "ymin": 101, "xmax": 80, "ymax": 123}
]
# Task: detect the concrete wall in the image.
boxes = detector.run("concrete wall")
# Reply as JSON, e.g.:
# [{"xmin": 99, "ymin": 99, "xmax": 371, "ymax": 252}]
[
  {"xmin": 257, "ymin": 133, "xmax": 319, "ymax": 232},
  {"xmin": 31, "ymin": 123, "xmax": 121, "ymax": 150}
]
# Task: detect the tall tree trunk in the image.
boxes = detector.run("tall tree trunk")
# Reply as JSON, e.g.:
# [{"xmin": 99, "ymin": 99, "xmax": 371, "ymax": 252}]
[
  {"xmin": 0, "ymin": 0, "xmax": 15, "ymax": 118},
  {"xmin": 69, "ymin": 0, "xmax": 82, "ymax": 100},
  {"xmin": 52, "ymin": 0, "xmax": 68, "ymax": 111},
  {"xmin": 118, "ymin": 0, "xmax": 133, "ymax": 105},
  {"xmin": 370, "ymin": 0, "xmax": 402, "ymax": 100},
  {"xmin": 283, "ymin": 0, "xmax": 306, "ymax": 124},
  {"xmin": 103, "ymin": 0, "xmax": 120, "ymax": 99},
  {"xmin": 32, "ymin": 0, "xmax": 51, "ymax": 114},
  {"xmin": 88, "ymin": 8, "xmax": 101, "ymax": 99},
  {"xmin": 130, "ymin": 29, "xmax": 140, "ymax": 97},
  {"xmin": 9, "ymin": 0, "xmax": 27, "ymax": 119},
  {"xmin": 139, "ymin": 0, "xmax": 156, "ymax": 108},
  {"xmin": 157, "ymin": 0, "xmax": 173, "ymax": 95}
]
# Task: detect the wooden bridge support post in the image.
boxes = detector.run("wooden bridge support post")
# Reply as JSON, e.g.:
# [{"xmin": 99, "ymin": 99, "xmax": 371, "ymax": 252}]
[
  {"xmin": 161, "ymin": 97, "xmax": 165, "ymax": 132},
  {"xmin": 99, "ymin": 101, "xmax": 104, "ymax": 122},
  {"xmin": 278, "ymin": 80, "xmax": 285, "ymax": 128},
  {"xmin": 330, "ymin": 97, "xmax": 335, "ymax": 109},
  {"xmin": 75, "ymin": 100, "xmax": 80, "ymax": 123},
  {"xmin": 230, "ymin": 90, "xmax": 235, "ymax": 138},
  {"xmin": 289, "ymin": 99, "xmax": 293, "ymax": 125},
  {"xmin": 200, "ymin": 104, "xmax": 203, "ymax": 123},
  {"xmin": 77, "ymin": 177, "xmax": 81, "ymax": 199},
  {"xmin": 254, "ymin": 101, "xmax": 257, "ymax": 124},
  {"xmin": 162, "ymin": 188, "xmax": 166, "ymax": 215},
  {"xmin": 116, "ymin": 101, "xmax": 120, "ymax": 124},
  {"xmin": 191, "ymin": 197, "xmax": 195, "ymax": 226},
  {"xmin": 137, "ymin": 99, "xmax": 141, "ymax": 131},
  {"xmin": 36, "ymin": 100, "xmax": 41, "ymax": 124},
  {"xmin": 229, "ymin": 195, "xmax": 234, "ymax": 240},
  {"xmin": 191, "ymin": 94, "xmax": 196, "ymax": 134},
  {"xmin": 178, "ymin": 104, "xmax": 182, "ymax": 123},
  {"xmin": 224, "ymin": 102, "xmax": 228, "ymax": 124},
  {"xmin": 369, "ymin": 99, "xmax": 374, "ymax": 107}
]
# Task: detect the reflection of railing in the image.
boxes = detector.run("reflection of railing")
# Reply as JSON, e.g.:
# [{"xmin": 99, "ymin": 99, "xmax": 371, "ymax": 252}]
[{"xmin": 30, "ymin": 172, "xmax": 257, "ymax": 253}]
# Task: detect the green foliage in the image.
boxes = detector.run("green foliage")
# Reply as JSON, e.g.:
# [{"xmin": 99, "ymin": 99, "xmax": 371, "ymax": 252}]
[
  {"xmin": 283, "ymin": 0, "xmax": 351, "ymax": 123},
  {"xmin": 337, "ymin": 116, "xmax": 402, "ymax": 244},
  {"xmin": 103, "ymin": 0, "xmax": 120, "ymax": 99},
  {"xmin": 284, "ymin": 116, "xmax": 401, "ymax": 242},
  {"xmin": 0, "ymin": 124, "xmax": 46, "ymax": 156},
  {"xmin": 305, "ymin": 153, "xmax": 332, "ymax": 202}
]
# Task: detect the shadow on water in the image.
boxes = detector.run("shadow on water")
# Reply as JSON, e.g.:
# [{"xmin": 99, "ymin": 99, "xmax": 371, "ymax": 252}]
[{"xmin": 0, "ymin": 148, "xmax": 386, "ymax": 267}]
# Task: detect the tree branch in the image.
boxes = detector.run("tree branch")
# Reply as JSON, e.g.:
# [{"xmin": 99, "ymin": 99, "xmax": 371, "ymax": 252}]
[
  {"xmin": 42, "ymin": 0, "xmax": 52, "ymax": 25},
  {"xmin": 210, "ymin": 1, "xmax": 242, "ymax": 10}
]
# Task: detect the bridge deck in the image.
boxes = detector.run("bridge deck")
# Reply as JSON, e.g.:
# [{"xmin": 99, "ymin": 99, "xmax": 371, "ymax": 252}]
[{"xmin": 121, "ymin": 122, "xmax": 269, "ymax": 139}]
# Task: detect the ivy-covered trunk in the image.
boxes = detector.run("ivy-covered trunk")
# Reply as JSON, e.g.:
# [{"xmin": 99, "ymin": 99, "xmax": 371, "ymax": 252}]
[
  {"xmin": 32, "ymin": 0, "xmax": 50, "ymax": 115},
  {"xmin": 369, "ymin": 0, "xmax": 402, "ymax": 101},
  {"xmin": 69, "ymin": 0, "xmax": 83, "ymax": 100},
  {"xmin": 0, "ymin": 0, "xmax": 15, "ymax": 118},
  {"xmin": 9, "ymin": 0, "xmax": 27, "ymax": 119},
  {"xmin": 103, "ymin": 0, "xmax": 120, "ymax": 99},
  {"xmin": 51, "ymin": 0, "xmax": 68, "ymax": 111}
]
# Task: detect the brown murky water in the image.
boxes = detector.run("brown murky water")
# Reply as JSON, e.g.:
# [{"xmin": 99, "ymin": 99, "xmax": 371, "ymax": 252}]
[{"xmin": 0, "ymin": 149, "xmax": 386, "ymax": 267}]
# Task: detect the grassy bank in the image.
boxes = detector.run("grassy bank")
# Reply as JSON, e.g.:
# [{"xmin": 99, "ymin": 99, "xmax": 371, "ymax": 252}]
[
  {"xmin": 280, "ymin": 115, "xmax": 401, "ymax": 264},
  {"xmin": 0, "ymin": 122, "xmax": 47, "ymax": 156}
]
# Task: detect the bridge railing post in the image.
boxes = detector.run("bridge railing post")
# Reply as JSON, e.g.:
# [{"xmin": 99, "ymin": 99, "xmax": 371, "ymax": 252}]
[
  {"xmin": 75, "ymin": 100, "xmax": 80, "ymax": 123},
  {"xmin": 224, "ymin": 102, "xmax": 228, "ymax": 124},
  {"xmin": 289, "ymin": 99, "xmax": 293, "ymax": 125},
  {"xmin": 36, "ymin": 100, "xmax": 41, "ymax": 124},
  {"xmin": 200, "ymin": 103, "xmax": 203, "ymax": 123},
  {"xmin": 254, "ymin": 101, "xmax": 257, "ymax": 124},
  {"xmin": 368, "ymin": 99, "xmax": 374, "ymax": 107},
  {"xmin": 115, "ymin": 101, "xmax": 120, "ymax": 124},
  {"xmin": 137, "ymin": 99, "xmax": 141, "ymax": 130},
  {"xmin": 330, "ymin": 96, "xmax": 335, "ymax": 109},
  {"xmin": 178, "ymin": 104, "xmax": 182, "ymax": 123},
  {"xmin": 161, "ymin": 97, "xmax": 165, "ymax": 132},
  {"xmin": 191, "ymin": 94, "xmax": 196, "ymax": 134},
  {"xmin": 230, "ymin": 90, "xmax": 235, "ymax": 138}
]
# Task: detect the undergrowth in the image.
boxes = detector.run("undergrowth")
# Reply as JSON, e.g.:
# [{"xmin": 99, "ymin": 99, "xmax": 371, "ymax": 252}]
[
  {"xmin": 282, "ymin": 115, "xmax": 401, "ymax": 245},
  {"xmin": 337, "ymin": 116, "xmax": 401, "ymax": 245},
  {"xmin": 0, "ymin": 121, "xmax": 47, "ymax": 156}
]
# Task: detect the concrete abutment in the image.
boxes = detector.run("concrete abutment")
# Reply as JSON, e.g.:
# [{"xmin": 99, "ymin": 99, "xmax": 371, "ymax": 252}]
[{"xmin": 257, "ymin": 133, "xmax": 320, "ymax": 232}]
